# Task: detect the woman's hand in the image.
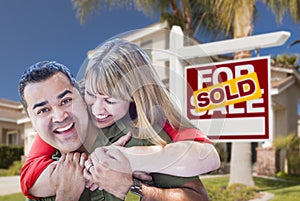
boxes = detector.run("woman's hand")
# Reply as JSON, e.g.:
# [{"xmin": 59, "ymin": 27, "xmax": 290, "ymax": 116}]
[{"xmin": 112, "ymin": 131, "xmax": 131, "ymax": 146}]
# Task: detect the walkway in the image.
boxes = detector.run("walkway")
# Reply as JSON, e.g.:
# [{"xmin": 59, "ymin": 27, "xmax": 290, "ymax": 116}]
[{"xmin": 0, "ymin": 176, "xmax": 21, "ymax": 195}]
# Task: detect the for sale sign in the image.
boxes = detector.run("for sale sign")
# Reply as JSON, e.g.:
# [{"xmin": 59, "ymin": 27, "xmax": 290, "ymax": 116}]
[{"xmin": 185, "ymin": 57, "xmax": 270, "ymax": 141}]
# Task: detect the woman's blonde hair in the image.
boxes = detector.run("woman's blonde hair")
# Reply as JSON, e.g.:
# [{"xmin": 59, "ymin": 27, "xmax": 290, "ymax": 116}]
[{"xmin": 85, "ymin": 38, "xmax": 194, "ymax": 146}]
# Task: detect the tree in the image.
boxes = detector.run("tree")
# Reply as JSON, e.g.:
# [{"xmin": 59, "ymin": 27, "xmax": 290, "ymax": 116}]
[
  {"xmin": 271, "ymin": 54, "xmax": 299, "ymax": 66},
  {"xmin": 71, "ymin": 0, "xmax": 230, "ymax": 38},
  {"xmin": 71, "ymin": 0, "xmax": 300, "ymax": 186}
]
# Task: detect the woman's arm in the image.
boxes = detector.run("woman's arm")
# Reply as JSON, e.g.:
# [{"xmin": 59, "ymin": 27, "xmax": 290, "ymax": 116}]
[
  {"xmin": 103, "ymin": 127, "xmax": 220, "ymax": 177},
  {"xmin": 22, "ymin": 129, "xmax": 220, "ymax": 198},
  {"xmin": 20, "ymin": 134, "xmax": 56, "ymax": 199},
  {"xmin": 108, "ymin": 140, "xmax": 220, "ymax": 177}
]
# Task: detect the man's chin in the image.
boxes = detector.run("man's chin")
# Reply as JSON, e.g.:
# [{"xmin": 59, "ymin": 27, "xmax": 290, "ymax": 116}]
[{"xmin": 58, "ymin": 143, "xmax": 81, "ymax": 153}]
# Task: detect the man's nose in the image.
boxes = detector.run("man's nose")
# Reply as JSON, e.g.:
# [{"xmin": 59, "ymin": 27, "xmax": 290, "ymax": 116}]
[{"xmin": 52, "ymin": 107, "xmax": 68, "ymax": 122}]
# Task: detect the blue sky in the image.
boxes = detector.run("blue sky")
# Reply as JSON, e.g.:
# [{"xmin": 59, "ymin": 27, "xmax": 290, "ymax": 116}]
[{"xmin": 0, "ymin": 0, "xmax": 299, "ymax": 102}]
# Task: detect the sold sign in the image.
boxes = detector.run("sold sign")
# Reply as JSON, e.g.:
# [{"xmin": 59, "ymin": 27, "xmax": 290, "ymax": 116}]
[
  {"xmin": 185, "ymin": 57, "xmax": 270, "ymax": 141},
  {"xmin": 193, "ymin": 72, "xmax": 262, "ymax": 112}
]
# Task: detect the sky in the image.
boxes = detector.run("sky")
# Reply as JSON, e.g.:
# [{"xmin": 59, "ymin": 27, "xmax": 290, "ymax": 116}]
[{"xmin": 0, "ymin": 0, "xmax": 299, "ymax": 102}]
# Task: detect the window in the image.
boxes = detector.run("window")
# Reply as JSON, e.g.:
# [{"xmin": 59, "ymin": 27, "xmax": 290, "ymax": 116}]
[{"xmin": 7, "ymin": 130, "xmax": 18, "ymax": 145}]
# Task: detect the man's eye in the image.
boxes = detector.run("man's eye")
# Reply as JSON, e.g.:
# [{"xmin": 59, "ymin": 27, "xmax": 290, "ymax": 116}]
[
  {"xmin": 37, "ymin": 108, "xmax": 49, "ymax": 115},
  {"xmin": 62, "ymin": 98, "xmax": 72, "ymax": 105}
]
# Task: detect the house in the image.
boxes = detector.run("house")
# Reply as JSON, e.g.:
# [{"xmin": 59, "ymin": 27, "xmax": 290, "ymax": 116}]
[
  {"xmin": 0, "ymin": 98, "xmax": 28, "ymax": 147},
  {"xmin": 256, "ymin": 63, "xmax": 300, "ymax": 175},
  {"xmin": 270, "ymin": 63, "xmax": 300, "ymax": 141},
  {"xmin": 0, "ymin": 98, "xmax": 35, "ymax": 155}
]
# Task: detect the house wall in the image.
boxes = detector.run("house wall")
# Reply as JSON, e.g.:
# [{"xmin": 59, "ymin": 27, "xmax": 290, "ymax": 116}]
[
  {"xmin": 273, "ymin": 84, "xmax": 300, "ymax": 137},
  {"xmin": 126, "ymin": 29, "xmax": 170, "ymax": 82},
  {"xmin": 0, "ymin": 121, "xmax": 24, "ymax": 146},
  {"xmin": 23, "ymin": 121, "xmax": 35, "ymax": 156},
  {"xmin": 271, "ymin": 80, "xmax": 300, "ymax": 173}
]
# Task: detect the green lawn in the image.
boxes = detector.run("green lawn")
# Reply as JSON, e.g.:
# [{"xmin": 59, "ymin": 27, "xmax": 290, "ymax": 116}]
[
  {"xmin": 0, "ymin": 169, "xmax": 10, "ymax": 177},
  {"xmin": 202, "ymin": 175, "xmax": 300, "ymax": 201},
  {"xmin": 254, "ymin": 176, "xmax": 300, "ymax": 201},
  {"xmin": 1, "ymin": 175, "xmax": 299, "ymax": 201},
  {"xmin": 0, "ymin": 193, "xmax": 24, "ymax": 201}
]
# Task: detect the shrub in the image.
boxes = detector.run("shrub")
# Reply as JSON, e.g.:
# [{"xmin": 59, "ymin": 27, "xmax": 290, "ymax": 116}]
[
  {"xmin": 273, "ymin": 132, "xmax": 300, "ymax": 175},
  {"xmin": 0, "ymin": 145, "xmax": 24, "ymax": 168},
  {"xmin": 8, "ymin": 160, "xmax": 24, "ymax": 175}
]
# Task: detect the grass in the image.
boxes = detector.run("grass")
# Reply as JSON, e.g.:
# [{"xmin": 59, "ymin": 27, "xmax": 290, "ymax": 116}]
[
  {"xmin": 202, "ymin": 175, "xmax": 300, "ymax": 201},
  {"xmin": 0, "ymin": 193, "xmax": 24, "ymax": 201},
  {"xmin": 1, "ymin": 175, "xmax": 300, "ymax": 201},
  {"xmin": 0, "ymin": 169, "xmax": 10, "ymax": 177},
  {"xmin": 254, "ymin": 176, "xmax": 300, "ymax": 201}
]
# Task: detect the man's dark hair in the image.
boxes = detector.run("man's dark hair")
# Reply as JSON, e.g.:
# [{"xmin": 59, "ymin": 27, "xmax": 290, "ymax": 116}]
[{"xmin": 18, "ymin": 61, "xmax": 79, "ymax": 110}]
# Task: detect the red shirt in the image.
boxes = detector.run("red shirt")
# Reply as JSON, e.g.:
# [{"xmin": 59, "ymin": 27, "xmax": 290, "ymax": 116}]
[
  {"xmin": 20, "ymin": 123, "xmax": 212, "ymax": 199},
  {"xmin": 20, "ymin": 135, "xmax": 56, "ymax": 199}
]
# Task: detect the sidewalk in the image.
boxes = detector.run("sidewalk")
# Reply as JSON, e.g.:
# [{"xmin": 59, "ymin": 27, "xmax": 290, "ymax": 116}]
[{"xmin": 0, "ymin": 176, "xmax": 21, "ymax": 195}]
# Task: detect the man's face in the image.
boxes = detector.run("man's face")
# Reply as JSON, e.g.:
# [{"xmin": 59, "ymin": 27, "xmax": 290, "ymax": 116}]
[{"xmin": 24, "ymin": 72, "xmax": 89, "ymax": 153}]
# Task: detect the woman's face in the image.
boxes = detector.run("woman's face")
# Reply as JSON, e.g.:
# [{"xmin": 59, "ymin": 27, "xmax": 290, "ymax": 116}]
[{"xmin": 84, "ymin": 87, "xmax": 130, "ymax": 129}]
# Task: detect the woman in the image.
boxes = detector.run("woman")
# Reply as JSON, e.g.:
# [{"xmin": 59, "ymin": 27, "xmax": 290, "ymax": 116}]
[{"xmin": 83, "ymin": 38, "xmax": 219, "ymax": 200}]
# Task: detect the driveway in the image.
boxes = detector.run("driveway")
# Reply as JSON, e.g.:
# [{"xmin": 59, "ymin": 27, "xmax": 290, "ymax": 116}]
[{"xmin": 0, "ymin": 176, "xmax": 21, "ymax": 195}]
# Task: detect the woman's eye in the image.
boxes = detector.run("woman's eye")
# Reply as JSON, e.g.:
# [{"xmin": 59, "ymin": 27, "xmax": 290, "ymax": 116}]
[
  {"xmin": 86, "ymin": 91, "xmax": 95, "ymax": 97},
  {"xmin": 105, "ymin": 99, "xmax": 116, "ymax": 104}
]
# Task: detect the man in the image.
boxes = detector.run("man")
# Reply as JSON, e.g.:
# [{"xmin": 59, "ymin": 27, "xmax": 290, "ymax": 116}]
[{"xmin": 19, "ymin": 61, "xmax": 213, "ymax": 200}]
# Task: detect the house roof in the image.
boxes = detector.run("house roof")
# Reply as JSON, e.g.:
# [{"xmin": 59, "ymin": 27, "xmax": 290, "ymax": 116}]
[
  {"xmin": 271, "ymin": 63, "xmax": 296, "ymax": 74},
  {"xmin": 0, "ymin": 98, "xmax": 23, "ymax": 109},
  {"xmin": 0, "ymin": 98, "xmax": 27, "ymax": 124},
  {"xmin": 122, "ymin": 21, "xmax": 169, "ymax": 42},
  {"xmin": 271, "ymin": 75, "xmax": 295, "ymax": 95},
  {"xmin": 270, "ymin": 63, "xmax": 300, "ymax": 95}
]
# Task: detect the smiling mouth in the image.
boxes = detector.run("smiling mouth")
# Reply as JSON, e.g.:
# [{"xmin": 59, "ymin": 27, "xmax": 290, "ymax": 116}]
[
  {"xmin": 54, "ymin": 122, "xmax": 75, "ymax": 134},
  {"xmin": 95, "ymin": 114, "xmax": 111, "ymax": 121}
]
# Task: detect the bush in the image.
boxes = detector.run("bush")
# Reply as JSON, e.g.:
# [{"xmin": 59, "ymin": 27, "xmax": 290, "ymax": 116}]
[
  {"xmin": 276, "ymin": 172, "xmax": 300, "ymax": 182},
  {"xmin": 8, "ymin": 160, "xmax": 23, "ymax": 175},
  {"xmin": 0, "ymin": 145, "xmax": 23, "ymax": 168},
  {"xmin": 273, "ymin": 132, "xmax": 300, "ymax": 175}
]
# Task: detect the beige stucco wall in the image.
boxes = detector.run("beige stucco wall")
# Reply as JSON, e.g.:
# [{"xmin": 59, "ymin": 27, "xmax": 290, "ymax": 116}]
[
  {"xmin": 272, "ymin": 83, "xmax": 300, "ymax": 138},
  {"xmin": 127, "ymin": 29, "xmax": 170, "ymax": 81},
  {"xmin": 0, "ymin": 121, "xmax": 24, "ymax": 146},
  {"xmin": 23, "ymin": 121, "xmax": 35, "ymax": 156}
]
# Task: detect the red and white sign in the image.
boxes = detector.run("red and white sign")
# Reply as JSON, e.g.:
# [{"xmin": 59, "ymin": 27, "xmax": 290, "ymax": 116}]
[{"xmin": 185, "ymin": 57, "xmax": 271, "ymax": 141}]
